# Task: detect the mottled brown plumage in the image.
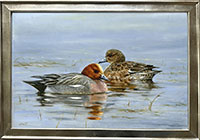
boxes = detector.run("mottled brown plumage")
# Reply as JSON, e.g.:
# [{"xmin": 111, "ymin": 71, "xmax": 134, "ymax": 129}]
[{"xmin": 99, "ymin": 49, "xmax": 161, "ymax": 85}]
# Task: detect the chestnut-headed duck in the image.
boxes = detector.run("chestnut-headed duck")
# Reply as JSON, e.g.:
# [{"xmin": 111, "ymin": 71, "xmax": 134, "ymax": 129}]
[
  {"xmin": 99, "ymin": 49, "xmax": 161, "ymax": 85},
  {"xmin": 24, "ymin": 63, "xmax": 108, "ymax": 94}
]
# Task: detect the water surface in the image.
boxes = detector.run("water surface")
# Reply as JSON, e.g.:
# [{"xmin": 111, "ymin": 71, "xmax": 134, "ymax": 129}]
[{"xmin": 12, "ymin": 13, "xmax": 188, "ymax": 129}]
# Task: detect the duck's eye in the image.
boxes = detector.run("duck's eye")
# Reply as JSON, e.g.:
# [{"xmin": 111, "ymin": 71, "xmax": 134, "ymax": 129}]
[
  {"xmin": 94, "ymin": 70, "xmax": 99, "ymax": 73},
  {"xmin": 107, "ymin": 54, "xmax": 113, "ymax": 57}
]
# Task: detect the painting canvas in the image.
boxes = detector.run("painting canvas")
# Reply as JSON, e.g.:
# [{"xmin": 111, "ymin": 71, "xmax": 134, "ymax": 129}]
[{"xmin": 12, "ymin": 13, "xmax": 188, "ymax": 129}]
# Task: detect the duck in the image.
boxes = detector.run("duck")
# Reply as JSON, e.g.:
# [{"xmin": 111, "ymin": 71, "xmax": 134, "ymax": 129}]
[
  {"xmin": 99, "ymin": 49, "xmax": 161, "ymax": 85},
  {"xmin": 23, "ymin": 63, "xmax": 108, "ymax": 94}
]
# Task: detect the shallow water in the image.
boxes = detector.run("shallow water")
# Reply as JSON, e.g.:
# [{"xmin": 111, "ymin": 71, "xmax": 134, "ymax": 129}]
[{"xmin": 12, "ymin": 13, "xmax": 188, "ymax": 129}]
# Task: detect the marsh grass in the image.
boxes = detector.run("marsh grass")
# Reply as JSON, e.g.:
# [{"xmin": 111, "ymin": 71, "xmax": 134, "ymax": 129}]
[
  {"xmin": 163, "ymin": 102, "xmax": 187, "ymax": 107},
  {"xmin": 120, "ymin": 92, "xmax": 162, "ymax": 114},
  {"xmin": 127, "ymin": 100, "xmax": 131, "ymax": 107},
  {"xmin": 85, "ymin": 118, "xmax": 87, "ymax": 128},
  {"xmin": 111, "ymin": 116, "xmax": 136, "ymax": 119},
  {"xmin": 14, "ymin": 58, "xmax": 65, "ymax": 68},
  {"xmin": 148, "ymin": 93, "xmax": 162, "ymax": 111},
  {"xmin": 39, "ymin": 110, "xmax": 42, "ymax": 120},
  {"xmin": 73, "ymin": 109, "xmax": 78, "ymax": 120},
  {"xmin": 56, "ymin": 114, "xmax": 64, "ymax": 128},
  {"xmin": 25, "ymin": 97, "xmax": 29, "ymax": 102},
  {"xmin": 119, "ymin": 108, "xmax": 147, "ymax": 113},
  {"xmin": 18, "ymin": 96, "xmax": 21, "ymax": 104}
]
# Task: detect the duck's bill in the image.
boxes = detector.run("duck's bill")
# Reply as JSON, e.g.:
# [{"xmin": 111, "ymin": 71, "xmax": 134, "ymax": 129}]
[
  {"xmin": 98, "ymin": 59, "xmax": 107, "ymax": 64},
  {"xmin": 100, "ymin": 74, "xmax": 109, "ymax": 81}
]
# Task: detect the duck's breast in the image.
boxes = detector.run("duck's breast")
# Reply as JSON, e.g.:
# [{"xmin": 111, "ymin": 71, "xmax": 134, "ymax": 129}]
[{"xmin": 90, "ymin": 80, "xmax": 108, "ymax": 93}]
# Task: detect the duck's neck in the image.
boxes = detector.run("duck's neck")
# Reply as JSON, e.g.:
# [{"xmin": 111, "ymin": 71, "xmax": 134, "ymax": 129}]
[
  {"xmin": 111, "ymin": 59, "xmax": 125, "ymax": 64},
  {"xmin": 115, "ymin": 55, "xmax": 125, "ymax": 63}
]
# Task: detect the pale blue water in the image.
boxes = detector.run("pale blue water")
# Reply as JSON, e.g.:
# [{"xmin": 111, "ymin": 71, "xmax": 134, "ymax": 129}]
[{"xmin": 12, "ymin": 13, "xmax": 188, "ymax": 129}]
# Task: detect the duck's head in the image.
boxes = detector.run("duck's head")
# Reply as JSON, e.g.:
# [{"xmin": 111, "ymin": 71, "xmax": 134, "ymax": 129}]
[
  {"xmin": 81, "ymin": 63, "xmax": 108, "ymax": 81},
  {"xmin": 99, "ymin": 49, "xmax": 125, "ymax": 64}
]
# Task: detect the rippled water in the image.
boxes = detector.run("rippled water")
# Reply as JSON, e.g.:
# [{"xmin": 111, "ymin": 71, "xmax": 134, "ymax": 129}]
[{"xmin": 12, "ymin": 13, "xmax": 188, "ymax": 129}]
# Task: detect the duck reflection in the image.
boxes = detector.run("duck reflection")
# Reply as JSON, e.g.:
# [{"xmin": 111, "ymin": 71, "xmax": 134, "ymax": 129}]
[
  {"xmin": 35, "ymin": 81, "xmax": 158, "ymax": 122},
  {"xmin": 107, "ymin": 80, "xmax": 158, "ymax": 92},
  {"xmin": 36, "ymin": 92, "xmax": 107, "ymax": 120},
  {"xmin": 84, "ymin": 93, "xmax": 107, "ymax": 120}
]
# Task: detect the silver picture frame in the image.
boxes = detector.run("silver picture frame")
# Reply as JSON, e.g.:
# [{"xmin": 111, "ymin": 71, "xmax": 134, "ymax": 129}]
[{"xmin": 0, "ymin": 0, "xmax": 199, "ymax": 139}]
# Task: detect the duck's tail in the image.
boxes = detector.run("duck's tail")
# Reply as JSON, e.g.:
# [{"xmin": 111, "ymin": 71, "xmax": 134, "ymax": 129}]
[
  {"xmin": 23, "ymin": 80, "xmax": 47, "ymax": 93},
  {"xmin": 149, "ymin": 70, "xmax": 162, "ymax": 79},
  {"xmin": 153, "ymin": 70, "xmax": 162, "ymax": 74},
  {"xmin": 130, "ymin": 69, "xmax": 162, "ymax": 81}
]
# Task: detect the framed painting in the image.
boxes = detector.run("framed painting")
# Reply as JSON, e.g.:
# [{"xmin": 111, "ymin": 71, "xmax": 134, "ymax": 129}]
[{"xmin": 0, "ymin": 0, "xmax": 199, "ymax": 139}]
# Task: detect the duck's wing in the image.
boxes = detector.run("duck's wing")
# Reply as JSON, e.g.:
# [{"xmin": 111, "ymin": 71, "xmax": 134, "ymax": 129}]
[
  {"xmin": 56, "ymin": 73, "xmax": 93, "ymax": 86},
  {"xmin": 32, "ymin": 73, "xmax": 92, "ymax": 87},
  {"xmin": 31, "ymin": 74, "xmax": 61, "ymax": 85},
  {"xmin": 125, "ymin": 61, "xmax": 159, "ymax": 72}
]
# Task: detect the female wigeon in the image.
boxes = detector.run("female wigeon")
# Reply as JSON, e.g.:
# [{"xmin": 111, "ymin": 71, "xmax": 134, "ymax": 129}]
[
  {"xmin": 24, "ymin": 63, "xmax": 108, "ymax": 94},
  {"xmin": 99, "ymin": 49, "xmax": 161, "ymax": 85}
]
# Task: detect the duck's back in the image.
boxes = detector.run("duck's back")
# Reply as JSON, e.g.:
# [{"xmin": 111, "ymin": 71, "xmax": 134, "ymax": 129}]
[
  {"xmin": 31, "ymin": 73, "xmax": 95, "ymax": 94},
  {"xmin": 104, "ymin": 61, "xmax": 161, "ymax": 84},
  {"xmin": 48, "ymin": 73, "xmax": 96, "ymax": 94}
]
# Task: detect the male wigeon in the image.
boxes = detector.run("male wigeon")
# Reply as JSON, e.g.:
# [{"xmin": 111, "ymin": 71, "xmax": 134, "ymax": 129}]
[
  {"xmin": 99, "ymin": 49, "xmax": 161, "ymax": 85},
  {"xmin": 24, "ymin": 63, "xmax": 108, "ymax": 94}
]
